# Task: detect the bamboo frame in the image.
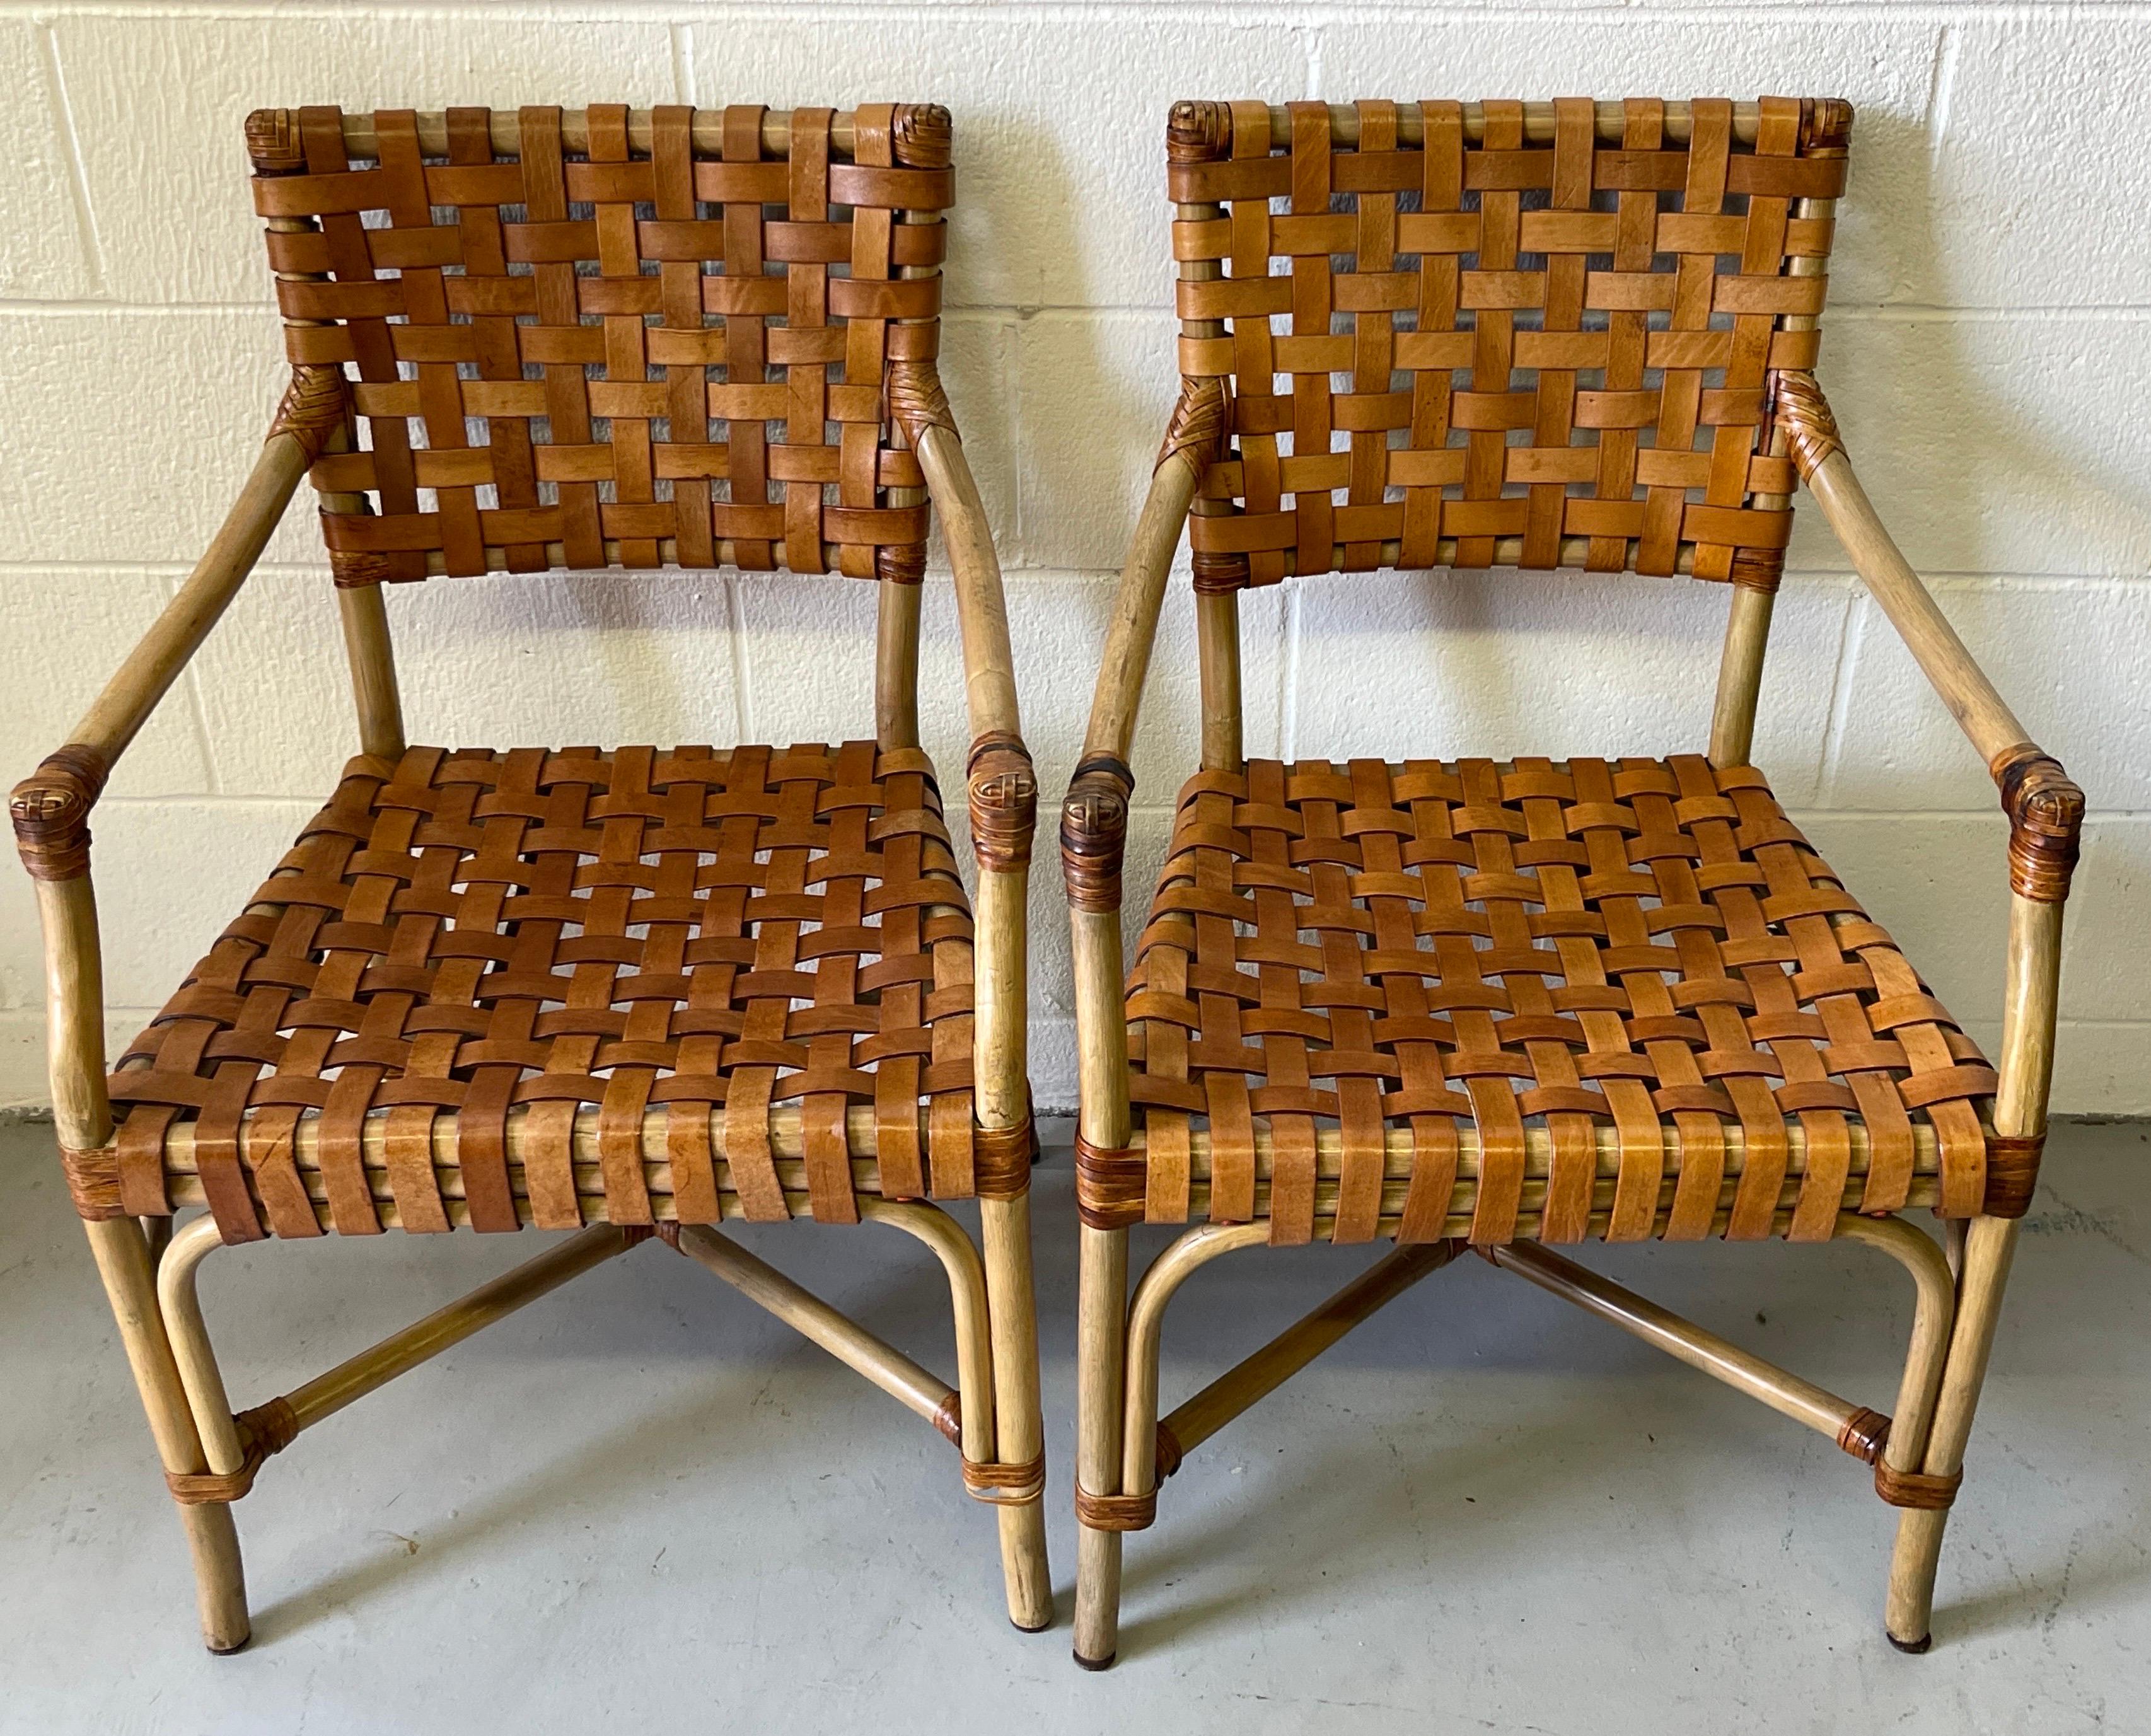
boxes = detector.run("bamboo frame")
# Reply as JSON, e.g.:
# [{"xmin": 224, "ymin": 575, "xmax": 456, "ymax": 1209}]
[
  {"xmin": 1068, "ymin": 240, "xmax": 2072, "ymax": 1664},
  {"xmin": 22, "ymin": 155, "xmax": 1049, "ymax": 1640}
]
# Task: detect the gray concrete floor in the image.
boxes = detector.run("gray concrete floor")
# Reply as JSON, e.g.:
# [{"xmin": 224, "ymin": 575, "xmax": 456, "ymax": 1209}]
[{"xmin": 0, "ymin": 1118, "xmax": 2143, "ymax": 1733}]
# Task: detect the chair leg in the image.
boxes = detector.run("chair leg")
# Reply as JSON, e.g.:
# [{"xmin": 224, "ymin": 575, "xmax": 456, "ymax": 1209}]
[
  {"xmin": 81, "ymin": 1215, "xmax": 251, "ymax": 1652},
  {"xmin": 978, "ymin": 1193, "xmax": 1053, "ymax": 1630},
  {"xmin": 1884, "ymin": 1213, "xmax": 2021, "ymax": 1651},
  {"xmin": 1072, "ymin": 1223, "xmax": 1129, "ymax": 1669}
]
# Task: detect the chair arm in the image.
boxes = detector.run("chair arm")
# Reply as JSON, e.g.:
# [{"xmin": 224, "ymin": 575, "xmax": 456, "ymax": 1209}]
[
  {"xmin": 1774, "ymin": 370, "xmax": 2084, "ymax": 904},
  {"xmin": 9, "ymin": 367, "xmax": 333, "ymax": 883},
  {"xmin": 1055, "ymin": 377, "xmax": 1225, "ymax": 915}
]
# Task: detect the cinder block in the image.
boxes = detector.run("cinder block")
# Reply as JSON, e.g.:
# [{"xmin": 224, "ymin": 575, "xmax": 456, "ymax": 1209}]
[
  {"xmin": 1012, "ymin": 311, "xmax": 1178, "ymax": 572},
  {"xmin": 1290, "ymin": 570, "xmax": 1851, "ymax": 803},
  {"xmin": 0, "ymin": 24, "xmax": 96, "ymax": 298},
  {"xmin": 0, "ymin": 568, "xmax": 211, "ymax": 798},
  {"xmin": 1924, "ymin": 18, "xmax": 2151, "ymax": 308},
  {"xmin": 1794, "ymin": 315, "xmax": 2151, "ymax": 580},
  {"xmin": 691, "ymin": 14, "xmax": 1304, "ymax": 310},
  {"xmin": 2048, "ymin": 1021, "xmax": 2151, "ymax": 1118},
  {"xmin": 1826, "ymin": 581, "xmax": 2151, "ymax": 812},
  {"xmin": 53, "ymin": 15, "xmax": 680, "ymax": 306},
  {"xmin": 2056, "ymin": 821, "xmax": 2150, "ymax": 1024},
  {"xmin": 0, "ymin": 309, "xmax": 292, "ymax": 565}
]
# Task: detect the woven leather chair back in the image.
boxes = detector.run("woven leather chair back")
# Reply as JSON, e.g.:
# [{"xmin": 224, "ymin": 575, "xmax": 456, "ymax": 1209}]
[
  {"xmin": 248, "ymin": 103, "xmax": 953, "ymax": 585},
  {"xmin": 1168, "ymin": 97, "xmax": 1849, "ymax": 591}
]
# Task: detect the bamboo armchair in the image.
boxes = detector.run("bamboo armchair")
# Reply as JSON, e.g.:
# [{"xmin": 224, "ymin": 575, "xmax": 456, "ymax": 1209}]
[
  {"xmin": 1064, "ymin": 98, "xmax": 2082, "ymax": 1667},
  {"xmin": 11, "ymin": 102, "xmax": 1052, "ymax": 1652}
]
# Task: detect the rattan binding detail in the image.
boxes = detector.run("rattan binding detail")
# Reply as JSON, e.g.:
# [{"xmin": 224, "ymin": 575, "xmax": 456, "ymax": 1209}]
[
  {"xmin": 1873, "ymin": 1459, "xmax": 1963, "ymax": 1511},
  {"xmin": 1074, "ymin": 1135, "xmax": 1148, "ymax": 1230},
  {"xmin": 1981, "ymin": 1132, "xmax": 2044, "ymax": 1218},
  {"xmin": 255, "ymin": 104, "xmax": 950, "ymax": 584},
  {"xmin": 973, "ymin": 1109, "xmax": 1039, "ymax": 1201},
  {"xmin": 932, "ymin": 1389, "xmax": 964, "ymax": 1447},
  {"xmin": 1770, "ymin": 368, "xmax": 1843, "ymax": 483},
  {"xmin": 10, "ymin": 744, "xmax": 110, "ymax": 882},
  {"xmin": 164, "ymin": 1399, "xmax": 299, "ymax": 1505},
  {"xmin": 1062, "ymin": 757, "xmax": 1134, "ymax": 914},
  {"xmin": 61, "ymin": 1146, "xmax": 126, "ymax": 1221},
  {"xmin": 1729, "ymin": 545, "xmax": 1785, "ymax": 594},
  {"xmin": 967, "ymin": 731, "xmax": 1038, "ymax": 875},
  {"xmin": 886, "ymin": 356, "xmax": 956, "ymax": 451},
  {"xmin": 1990, "ymin": 744, "xmax": 2084, "ymax": 905},
  {"xmin": 1153, "ymin": 1419, "xmax": 1185, "ymax": 1481},
  {"xmin": 267, "ymin": 363, "xmax": 350, "ymax": 463},
  {"xmin": 1168, "ymin": 96, "xmax": 1841, "ymax": 585},
  {"xmin": 1836, "ymin": 1406, "xmax": 1891, "ymax": 1464},
  {"xmin": 619, "ymin": 1220, "xmax": 682, "ymax": 1251},
  {"xmin": 1073, "ymin": 1483, "xmax": 1159, "ymax": 1532},
  {"xmin": 1157, "ymin": 374, "xmax": 1231, "ymax": 475},
  {"xmin": 961, "ymin": 1447, "xmax": 1048, "ymax": 1506}
]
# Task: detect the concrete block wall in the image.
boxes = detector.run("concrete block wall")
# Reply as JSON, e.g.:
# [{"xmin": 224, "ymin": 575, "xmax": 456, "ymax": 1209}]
[{"xmin": 3, "ymin": 3, "xmax": 2145, "ymax": 1115}]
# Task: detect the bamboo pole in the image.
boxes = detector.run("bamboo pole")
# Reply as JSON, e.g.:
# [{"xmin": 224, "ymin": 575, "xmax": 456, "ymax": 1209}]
[
  {"xmin": 1803, "ymin": 450, "xmax": 2027, "ymax": 766},
  {"xmin": 67, "ymin": 438, "xmax": 307, "ymax": 766},
  {"xmin": 85, "ymin": 1217, "xmax": 251, "ymax": 1652},
  {"xmin": 333, "ymin": 108, "xmax": 872, "ymax": 163},
  {"xmin": 336, "ymin": 582, "xmax": 406, "ymax": 760},
  {"xmin": 280, "ymin": 1225, "xmax": 637, "ymax": 1433},
  {"xmin": 875, "ymin": 576, "xmax": 922, "ymax": 749},
  {"xmin": 859, "ymin": 1200, "xmax": 998, "ymax": 1460},
  {"xmin": 1195, "ymin": 590, "xmax": 1243, "ymax": 771},
  {"xmin": 1710, "ymin": 584, "xmax": 1775, "ymax": 765},
  {"xmin": 1835, "ymin": 1215, "xmax": 1957, "ymax": 1478},
  {"xmin": 1153, "ymin": 1239, "xmax": 1460, "ymax": 1463},
  {"xmin": 1084, "ymin": 460, "xmax": 1200, "ymax": 764},
  {"xmin": 1489, "ymin": 1241, "xmax": 1876, "ymax": 1445},
  {"xmin": 1884, "ymin": 892, "xmax": 2059, "ymax": 1648},
  {"xmin": 674, "ymin": 1223, "xmax": 955, "ymax": 1426},
  {"xmin": 914, "ymin": 426, "xmax": 1018, "ymax": 743}
]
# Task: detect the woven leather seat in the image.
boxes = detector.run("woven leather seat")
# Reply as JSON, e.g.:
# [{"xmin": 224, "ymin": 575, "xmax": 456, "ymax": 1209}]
[
  {"xmin": 1118, "ymin": 755, "xmax": 1994, "ymax": 1246},
  {"xmin": 105, "ymin": 741, "xmax": 1008, "ymax": 1241}
]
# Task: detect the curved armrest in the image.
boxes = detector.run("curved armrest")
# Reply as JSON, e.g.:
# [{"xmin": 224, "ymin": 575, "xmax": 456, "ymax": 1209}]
[
  {"xmin": 893, "ymin": 362, "xmax": 1038, "ymax": 881},
  {"xmin": 1775, "ymin": 371, "xmax": 2084, "ymax": 905},
  {"xmin": 1054, "ymin": 377, "xmax": 1224, "ymax": 914},
  {"xmin": 9, "ymin": 367, "xmax": 333, "ymax": 883}
]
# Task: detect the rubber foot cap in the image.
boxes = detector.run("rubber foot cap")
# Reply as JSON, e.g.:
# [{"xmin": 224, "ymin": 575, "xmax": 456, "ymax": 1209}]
[
  {"xmin": 207, "ymin": 1635, "xmax": 252, "ymax": 1656},
  {"xmin": 1887, "ymin": 1631, "xmax": 1932, "ymax": 1655},
  {"xmin": 1074, "ymin": 1649, "xmax": 1116, "ymax": 1672},
  {"xmin": 1012, "ymin": 1616, "xmax": 1052, "ymax": 1634}
]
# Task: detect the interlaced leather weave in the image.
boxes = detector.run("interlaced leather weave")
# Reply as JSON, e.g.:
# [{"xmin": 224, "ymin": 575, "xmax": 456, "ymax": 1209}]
[
  {"xmin": 1171, "ymin": 96, "xmax": 1845, "ymax": 586},
  {"xmin": 1122, "ymin": 756, "xmax": 1994, "ymax": 1246},
  {"xmin": 253, "ymin": 103, "xmax": 949, "ymax": 582},
  {"xmin": 107, "ymin": 743, "xmax": 987, "ymax": 1241}
]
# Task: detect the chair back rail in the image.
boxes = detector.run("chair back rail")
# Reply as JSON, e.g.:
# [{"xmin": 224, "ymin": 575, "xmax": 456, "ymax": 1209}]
[
  {"xmin": 250, "ymin": 102, "xmax": 955, "ymax": 748},
  {"xmin": 1163, "ymin": 96, "xmax": 1850, "ymax": 767}
]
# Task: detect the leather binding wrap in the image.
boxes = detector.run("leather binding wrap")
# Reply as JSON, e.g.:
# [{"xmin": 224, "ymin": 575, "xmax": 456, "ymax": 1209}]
[
  {"xmin": 967, "ymin": 730, "xmax": 1037, "ymax": 876},
  {"xmin": 1835, "ymin": 1407, "xmax": 1891, "ymax": 1465},
  {"xmin": 971, "ymin": 1109, "xmax": 1040, "ymax": 1201},
  {"xmin": 1981, "ymin": 1131, "xmax": 2044, "ymax": 1219},
  {"xmin": 1062, "ymin": 755, "xmax": 1133, "ymax": 914},
  {"xmin": 1991, "ymin": 744, "xmax": 2084, "ymax": 904},
  {"xmin": 1770, "ymin": 368, "xmax": 1844, "ymax": 483},
  {"xmin": 1874, "ymin": 1459, "xmax": 1963, "ymax": 1511},
  {"xmin": 1729, "ymin": 545, "xmax": 1785, "ymax": 594},
  {"xmin": 886, "ymin": 357, "xmax": 956, "ymax": 451},
  {"xmin": 1166, "ymin": 98, "xmax": 1232, "ymax": 165},
  {"xmin": 163, "ymin": 1398, "xmax": 299, "ymax": 1505},
  {"xmin": 1074, "ymin": 1133, "xmax": 1147, "ymax": 1230},
  {"xmin": 61, "ymin": 1146, "xmax": 127, "ymax": 1221},
  {"xmin": 890, "ymin": 102, "xmax": 953, "ymax": 170},
  {"xmin": 10, "ymin": 744, "xmax": 109, "ymax": 882},
  {"xmin": 267, "ymin": 363, "xmax": 349, "ymax": 463},
  {"xmin": 1156, "ymin": 374, "xmax": 1229, "ymax": 475}
]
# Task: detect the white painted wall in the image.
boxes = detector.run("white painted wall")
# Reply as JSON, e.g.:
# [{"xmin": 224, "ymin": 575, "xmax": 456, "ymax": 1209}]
[{"xmin": 3, "ymin": 3, "xmax": 2146, "ymax": 1115}]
